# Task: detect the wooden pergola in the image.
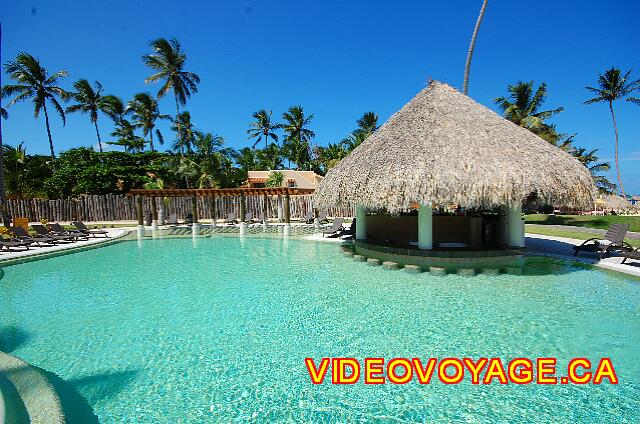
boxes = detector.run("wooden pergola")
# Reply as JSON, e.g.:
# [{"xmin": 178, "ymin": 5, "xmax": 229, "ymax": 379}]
[{"xmin": 127, "ymin": 187, "xmax": 315, "ymax": 225}]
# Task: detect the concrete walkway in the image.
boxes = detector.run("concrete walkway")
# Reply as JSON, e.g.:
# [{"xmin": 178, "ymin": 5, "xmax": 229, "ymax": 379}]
[
  {"xmin": 0, "ymin": 228, "xmax": 129, "ymax": 265},
  {"xmin": 525, "ymin": 233, "xmax": 640, "ymax": 278}
]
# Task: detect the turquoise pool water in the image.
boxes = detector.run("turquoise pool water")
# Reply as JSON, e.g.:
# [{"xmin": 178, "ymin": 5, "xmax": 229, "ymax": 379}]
[{"xmin": 0, "ymin": 236, "xmax": 639, "ymax": 423}]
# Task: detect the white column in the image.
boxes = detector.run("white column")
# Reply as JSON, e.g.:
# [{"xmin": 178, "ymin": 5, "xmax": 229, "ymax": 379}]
[
  {"xmin": 418, "ymin": 203, "xmax": 433, "ymax": 250},
  {"xmin": 277, "ymin": 195, "xmax": 283, "ymax": 222},
  {"xmin": 507, "ymin": 204, "xmax": 525, "ymax": 247},
  {"xmin": 355, "ymin": 205, "xmax": 367, "ymax": 240}
]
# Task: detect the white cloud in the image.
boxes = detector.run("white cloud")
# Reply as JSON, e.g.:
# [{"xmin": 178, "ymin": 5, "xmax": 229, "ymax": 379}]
[{"xmin": 623, "ymin": 150, "xmax": 640, "ymax": 161}]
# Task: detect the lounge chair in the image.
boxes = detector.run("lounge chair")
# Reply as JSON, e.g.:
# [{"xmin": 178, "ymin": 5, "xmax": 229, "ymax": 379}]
[
  {"xmin": 49, "ymin": 223, "xmax": 89, "ymax": 240},
  {"xmin": 573, "ymin": 224, "xmax": 633, "ymax": 259},
  {"xmin": 244, "ymin": 212, "xmax": 260, "ymax": 224},
  {"xmin": 248, "ymin": 213, "xmax": 265, "ymax": 225},
  {"xmin": 317, "ymin": 211, "xmax": 328, "ymax": 224},
  {"xmin": 10, "ymin": 226, "xmax": 56, "ymax": 246},
  {"xmin": 71, "ymin": 221, "xmax": 109, "ymax": 237},
  {"xmin": 31, "ymin": 224, "xmax": 78, "ymax": 242},
  {"xmin": 621, "ymin": 248, "xmax": 640, "ymax": 265},
  {"xmin": 303, "ymin": 211, "xmax": 314, "ymax": 224},
  {"xmin": 166, "ymin": 213, "xmax": 179, "ymax": 226},
  {"xmin": 0, "ymin": 236, "xmax": 31, "ymax": 251},
  {"xmin": 225, "ymin": 213, "xmax": 238, "ymax": 225},
  {"xmin": 322, "ymin": 217, "xmax": 345, "ymax": 238},
  {"xmin": 340, "ymin": 218, "xmax": 356, "ymax": 238}
]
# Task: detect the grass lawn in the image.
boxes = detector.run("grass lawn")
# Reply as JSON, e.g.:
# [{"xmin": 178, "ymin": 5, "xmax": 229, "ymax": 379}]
[
  {"xmin": 525, "ymin": 214, "xmax": 640, "ymax": 233},
  {"xmin": 525, "ymin": 224, "xmax": 640, "ymax": 248}
]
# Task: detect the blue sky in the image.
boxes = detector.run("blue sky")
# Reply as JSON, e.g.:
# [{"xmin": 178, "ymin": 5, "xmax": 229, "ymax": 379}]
[{"xmin": 2, "ymin": 0, "xmax": 639, "ymax": 193}]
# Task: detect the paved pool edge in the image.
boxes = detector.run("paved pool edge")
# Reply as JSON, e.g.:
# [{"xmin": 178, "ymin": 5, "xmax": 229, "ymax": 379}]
[{"xmin": 0, "ymin": 351, "xmax": 64, "ymax": 424}]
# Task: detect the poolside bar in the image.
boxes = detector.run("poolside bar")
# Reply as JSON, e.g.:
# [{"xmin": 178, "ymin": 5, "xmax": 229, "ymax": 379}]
[{"xmin": 315, "ymin": 81, "xmax": 596, "ymax": 265}]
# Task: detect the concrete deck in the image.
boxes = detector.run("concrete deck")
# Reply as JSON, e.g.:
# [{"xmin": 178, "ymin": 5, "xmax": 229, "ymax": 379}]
[
  {"xmin": 525, "ymin": 233, "xmax": 640, "ymax": 278},
  {"xmin": 0, "ymin": 229, "xmax": 129, "ymax": 265}
]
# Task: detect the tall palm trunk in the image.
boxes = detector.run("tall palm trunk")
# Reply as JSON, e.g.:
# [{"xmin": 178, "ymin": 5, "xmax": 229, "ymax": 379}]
[
  {"xmin": 609, "ymin": 101, "xmax": 626, "ymax": 198},
  {"xmin": 149, "ymin": 126, "xmax": 155, "ymax": 152},
  {"xmin": 93, "ymin": 119, "xmax": 103, "ymax": 152},
  {"xmin": 463, "ymin": 0, "xmax": 488, "ymax": 95},
  {"xmin": 42, "ymin": 102, "xmax": 56, "ymax": 159},
  {"xmin": 174, "ymin": 92, "xmax": 190, "ymax": 187},
  {"xmin": 0, "ymin": 22, "xmax": 10, "ymax": 227},
  {"xmin": 174, "ymin": 93, "xmax": 184, "ymax": 155}
]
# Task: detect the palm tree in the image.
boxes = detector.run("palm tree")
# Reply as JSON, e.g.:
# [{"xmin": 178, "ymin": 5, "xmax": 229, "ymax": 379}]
[
  {"xmin": 66, "ymin": 79, "xmax": 107, "ymax": 152},
  {"xmin": 494, "ymin": 81, "xmax": 564, "ymax": 142},
  {"xmin": 2, "ymin": 142, "xmax": 26, "ymax": 197},
  {"xmin": 355, "ymin": 111, "xmax": 378, "ymax": 138},
  {"xmin": 108, "ymin": 119, "xmax": 145, "ymax": 152},
  {"xmin": 0, "ymin": 23, "xmax": 9, "ymax": 226},
  {"xmin": 127, "ymin": 93, "xmax": 170, "ymax": 151},
  {"xmin": 2, "ymin": 52, "xmax": 69, "ymax": 159},
  {"xmin": 171, "ymin": 111, "xmax": 195, "ymax": 154},
  {"xmin": 584, "ymin": 67, "xmax": 640, "ymax": 199},
  {"xmin": 256, "ymin": 143, "xmax": 283, "ymax": 170},
  {"xmin": 340, "ymin": 131, "xmax": 367, "ymax": 153},
  {"xmin": 101, "ymin": 94, "xmax": 126, "ymax": 124},
  {"xmin": 463, "ymin": 0, "xmax": 488, "ymax": 95},
  {"xmin": 247, "ymin": 109, "xmax": 279, "ymax": 150},
  {"xmin": 572, "ymin": 147, "xmax": 616, "ymax": 194},
  {"xmin": 281, "ymin": 106, "xmax": 315, "ymax": 170},
  {"xmin": 143, "ymin": 38, "xmax": 200, "ymax": 156}
]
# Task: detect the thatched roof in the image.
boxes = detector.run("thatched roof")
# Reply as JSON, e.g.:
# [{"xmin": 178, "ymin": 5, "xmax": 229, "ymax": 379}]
[
  {"xmin": 601, "ymin": 195, "xmax": 631, "ymax": 211},
  {"xmin": 315, "ymin": 81, "xmax": 596, "ymax": 213}
]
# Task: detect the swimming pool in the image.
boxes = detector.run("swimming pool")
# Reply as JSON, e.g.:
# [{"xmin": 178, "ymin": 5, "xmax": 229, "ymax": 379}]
[{"xmin": 1, "ymin": 236, "xmax": 639, "ymax": 422}]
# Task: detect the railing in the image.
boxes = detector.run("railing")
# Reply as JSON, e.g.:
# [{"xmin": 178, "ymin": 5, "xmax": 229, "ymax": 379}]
[{"xmin": 5, "ymin": 194, "xmax": 355, "ymax": 222}]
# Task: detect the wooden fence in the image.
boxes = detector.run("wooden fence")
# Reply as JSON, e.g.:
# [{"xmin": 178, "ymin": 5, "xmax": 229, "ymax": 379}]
[{"xmin": 6, "ymin": 194, "xmax": 355, "ymax": 222}]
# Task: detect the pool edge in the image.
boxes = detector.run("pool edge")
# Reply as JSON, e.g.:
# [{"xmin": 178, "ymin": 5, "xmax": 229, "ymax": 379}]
[{"xmin": 0, "ymin": 351, "xmax": 65, "ymax": 424}]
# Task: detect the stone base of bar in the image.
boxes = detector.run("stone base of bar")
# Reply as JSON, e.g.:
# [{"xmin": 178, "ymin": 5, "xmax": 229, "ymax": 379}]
[{"xmin": 354, "ymin": 240, "xmax": 522, "ymax": 272}]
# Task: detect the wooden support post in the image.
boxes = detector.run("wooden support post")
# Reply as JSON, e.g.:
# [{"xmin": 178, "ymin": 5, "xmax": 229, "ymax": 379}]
[
  {"xmin": 263, "ymin": 194, "xmax": 268, "ymax": 224},
  {"xmin": 240, "ymin": 193, "xmax": 246, "ymax": 222},
  {"xmin": 284, "ymin": 189, "xmax": 291, "ymax": 224},
  {"xmin": 210, "ymin": 193, "xmax": 217, "ymax": 227},
  {"xmin": 136, "ymin": 195, "xmax": 143, "ymax": 226},
  {"xmin": 151, "ymin": 197, "xmax": 158, "ymax": 223},
  {"xmin": 191, "ymin": 195, "xmax": 199, "ymax": 224}
]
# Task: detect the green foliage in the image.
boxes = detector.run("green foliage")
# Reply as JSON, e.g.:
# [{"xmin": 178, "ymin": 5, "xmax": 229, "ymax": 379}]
[
  {"xmin": 265, "ymin": 171, "xmax": 284, "ymax": 187},
  {"xmin": 525, "ymin": 214, "xmax": 640, "ymax": 233},
  {"xmin": 43, "ymin": 148, "xmax": 174, "ymax": 197},
  {"xmin": 494, "ymin": 81, "xmax": 563, "ymax": 143},
  {"xmin": 2, "ymin": 143, "xmax": 51, "ymax": 198},
  {"xmin": 281, "ymin": 106, "xmax": 315, "ymax": 170},
  {"xmin": 495, "ymin": 81, "xmax": 617, "ymax": 194}
]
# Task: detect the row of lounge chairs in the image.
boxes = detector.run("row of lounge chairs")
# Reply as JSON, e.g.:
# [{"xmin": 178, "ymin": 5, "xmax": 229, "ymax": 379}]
[
  {"xmin": 0, "ymin": 221, "xmax": 108, "ymax": 252},
  {"xmin": 164, "ymin": 211, "xmax": 335, "ymax": 226}
]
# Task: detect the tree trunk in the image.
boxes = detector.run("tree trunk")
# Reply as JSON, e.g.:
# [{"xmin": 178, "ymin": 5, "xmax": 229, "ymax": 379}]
[
  {"xmin": 0, "ymin": 23, "xmax": 11, "ymax": 227},
  {"xmin": 174, "ymin": 93, "xmax": 184, "ymax": 155},
  {"xmin": 149, "ymin": 126, "xmax": 155, "ymax": 152},
  {"xmin": 42, "ymin": 102, "xmax": 56, "ymax": 159},
  {"xmin": 609, "ymin": 101, "xmax": 626, "ymax": 198},
  {"xmin": 94, "ymin": 119, "xmax": 103, "ymax": 152},
  {"xmin": 463, "ymin": 0, "xmax": 488, "ymax": 95}
]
